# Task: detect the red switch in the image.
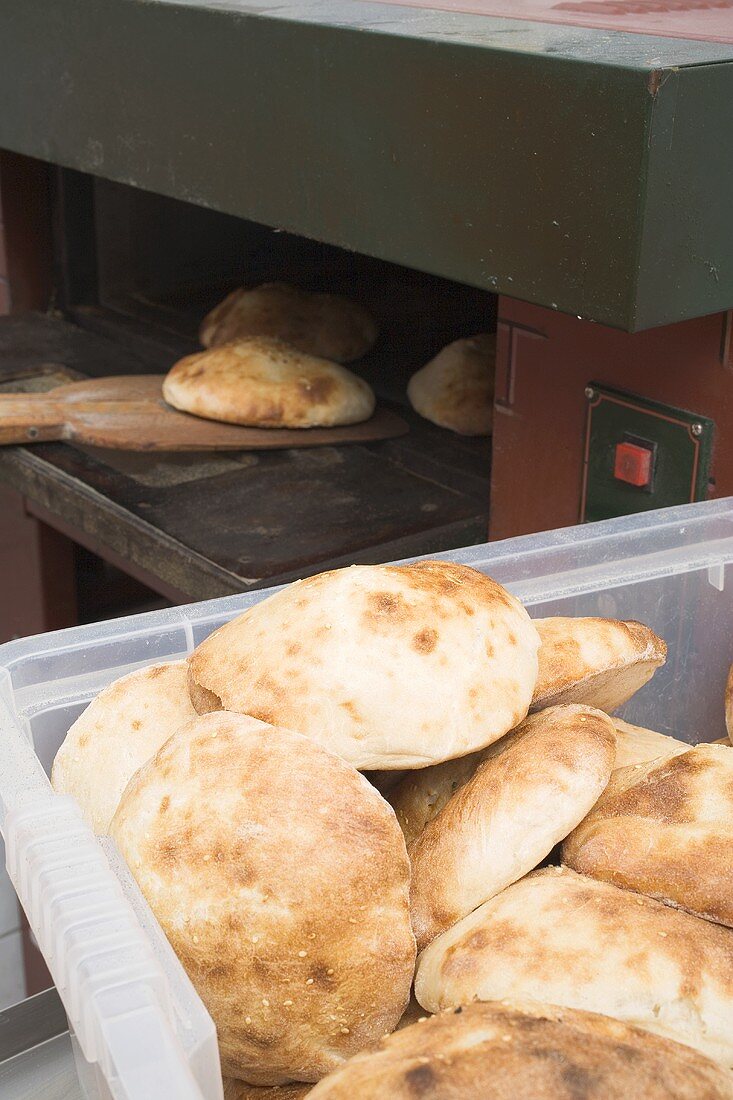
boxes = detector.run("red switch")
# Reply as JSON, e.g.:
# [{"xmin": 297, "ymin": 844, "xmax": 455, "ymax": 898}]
[{"xmin": 614, "ymin": 441, "xmax": 652, "ymax": 488}]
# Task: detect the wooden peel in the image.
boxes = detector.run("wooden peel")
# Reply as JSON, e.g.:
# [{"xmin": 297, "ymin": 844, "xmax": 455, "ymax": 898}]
[{"xmin": 0, "ymin": 375, "xmax": 408, "ymax": 451}]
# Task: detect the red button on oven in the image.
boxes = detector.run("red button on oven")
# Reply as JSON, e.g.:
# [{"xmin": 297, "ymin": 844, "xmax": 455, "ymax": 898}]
[{"xmin": 614, "ymin": 441, "xmax": 652, "ymax": 488}]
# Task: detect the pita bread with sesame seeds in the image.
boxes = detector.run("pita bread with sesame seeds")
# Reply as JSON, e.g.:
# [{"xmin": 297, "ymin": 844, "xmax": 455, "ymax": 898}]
[
  {"xmin": 408, "ymin": 705, "xmax": 616, "ymax": 950},
  {"xmin": 414, "ymin": 866, "xmax": 733, "ymax": 1068},
  {"xmin": 110, "ymin": 712, "xmax": 415, "ymax": 1085},
  {"xmin": 532, "ymin": 616, "xmax": 667, "ymax": 713},
  {"xmin": 186, "ymin": 560, "xmax": 541, "ymax": 771},
  {"xmin": 407, "ymin": 334, "xmax": 495, "ymax": 436},
  {"xmin": 223, "ymin": 1082, "xmax": 311, "ymax": 1100},
  {"xmin": 220, "ymin": 999, "xmax": 427, "ymax": 1099},
  {"xmin": 163, "ymin": 337, "xmax": 375, "ymax": 428},
  {"xmin": 611, "ymin": 716, "xmax": 690, "ymax": 769},
  {"xmin": 562, "ymin": 744, "xmax": 733, "ymax": 927},
  {"xmin": 199, "ymin": 282, "xmax": 378, "ymax": 363},
  {"xmin": 50, "ymin": 661, "xmax": 196, "ymax": 834},
  {"xmin": 306, "ymin": 1000, "xmax": 733, "ymax": 1100}
]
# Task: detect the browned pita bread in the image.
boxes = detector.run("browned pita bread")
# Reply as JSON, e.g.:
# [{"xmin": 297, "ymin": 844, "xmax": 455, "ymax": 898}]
[
  {"xmin": 51, "ymin": 661, "xmax": 196, "ymax": 833},
  {"xmin": 111, "ymin": 713, "xmax": 415, "ymax": 1084},
  {"xmin": 224, "ymin": 1083, "xmax": 311, "ymax": 1100},
  {"xmin": 408, "ymin": 705, "xmax": 616, "ymax": 949},
  {"xmin": 199, "ymin": 282, "xmax": 377, "ymax": 362},
  {"xmin": 187, "ymin": 561, "xmax": 540, "ymax": 770},
  {"xmin": 563, "ymin": 744, "xmax": 733, "ymax": 926},
  {"xmin": 163, "ymin": 338, "xmax": 375, "ymax": 428},
  {"xmin": 415, "ymin": 866, "xmax": 733, "ymax": 1067},
  {"xmin": 407, "ymin": 334, "xmax": 495, "ymax": 436},
  {"xmin": 533, "ymin": 617, "xmax": 666, "ymax": 712},
  {"xmin": 307, "ymin": 1001, "xmax": 733, "ymax": 1099}
]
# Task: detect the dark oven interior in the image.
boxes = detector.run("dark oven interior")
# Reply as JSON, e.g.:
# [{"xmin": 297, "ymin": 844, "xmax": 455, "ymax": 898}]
[
  {"xmin": 56, "ymin": 173, "xmax": 497, "ymax": 406},
  {"xmin": 2, "ymin": 168, "xmax": 498, "ymax": 617}
]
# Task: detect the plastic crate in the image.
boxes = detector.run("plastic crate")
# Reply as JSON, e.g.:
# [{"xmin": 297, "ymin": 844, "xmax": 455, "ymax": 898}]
[{"xmin": 1, "ymin": 498, "xmax": 732, "ymax": 1099}]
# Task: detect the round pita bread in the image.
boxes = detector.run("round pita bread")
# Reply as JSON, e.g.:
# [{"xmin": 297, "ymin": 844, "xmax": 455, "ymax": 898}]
[
  {"xmin": 533, "ymin": 616, "xmax": 667, "ymax": 712},
  {"xmin": 51, "ymin": 661, "xmax": 196, "ymax": 834},
  {"xmin": 726, "ymin": 664, "xmax": 733, "ymax": 744},
  {"xmin": 110, "ymin": 712, "xmax": 415, "ymax": 1084},
  {"xmin": 306, "ymin": 1001, "xmax": 733, "ymax": 1100},
  {"xmin": 223, "ymin": 1083, "xmax": 311, "ymax": 1100},
  {"xmin": 199, "ymin": 283, "xmax": 377, "ymax": 362},
  {"xmin": 187, "ymin": 561, "xmax": 540, "ymax": 770},
  {"xmin": 407, "ymin": 334, "xmax": 495, "ymax": 436},
  {"xmin": 408, "ymin": 705, "xmax": 616, "ymax": 949},
  {"xmin": 163, "ymin": 338, "xmax": 375, "ymax": 428},
  {"xmin": 414, "ymin": 866, "xmax": 733, "ymax": 1067},
  {"xmin": 563, "ymin": 744, "xmax": 733, "ymax": 926},
  {"xmin": 611, "ymin": 716, "xmax": 690, "ymax": 769},
  {"xmin": 221, "ymin": 999, "xmax": 426, "ymax": 1099},
  {"xmin": 389, "ymin": 706, "xmax": 633, "ymax": 851}
]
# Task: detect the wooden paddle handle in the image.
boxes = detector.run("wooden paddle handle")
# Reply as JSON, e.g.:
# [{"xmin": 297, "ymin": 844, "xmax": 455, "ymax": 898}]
[{"xmin": 0, "ymin": 399, "xmax": 67, "ymax": 444}]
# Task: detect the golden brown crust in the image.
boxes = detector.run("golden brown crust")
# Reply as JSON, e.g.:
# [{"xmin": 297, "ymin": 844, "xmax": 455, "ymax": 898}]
[
  {"xmin": 224, "ymin": 1082, "xmax": 311, "ymax": 1100},
  {"xmin": 110, "ymin": 712, "xmax": 415, "ymax": 1084},
  {"xmin": 562, "ymin": 744, "xmax": 733, "ymax": 926},
  {"xmin": 51, "ymin": 661, "xmax": 196, "ymax": 833},
  {"xmin": 199, "ymin": 283, "xmax": 377, "ymax": 362},
  {"xmin": 408, "ymin": 705, "xmax": 616, "ymax": 950},
  {"xmin": 307, "ymin": 1001, "xmax": 733, "ymax": 1099},
  {"xmin": 533, "ymin": 617, "xmax": 667, "ymax": 712},
  {"xmin": 389, "ymin": 708, "xmax": 667, "ymax": 854},
  {"xmin": 414, "ymin": 866, "xmax": 733, "ymax": 1067},
  {"xmin": 407, "ymin": 334, "xmax": 495, "ymax": 436},
  {"xmin": 163, "ymin": 337, "xmax": 375, "ymax": 428},
  {"xmin": 187, "ymin": 561, "xmax": 540, "ymax": 771}
]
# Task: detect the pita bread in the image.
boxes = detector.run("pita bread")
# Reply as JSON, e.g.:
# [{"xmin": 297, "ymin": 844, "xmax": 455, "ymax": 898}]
[
  {"xmin": 389, "ymin": 753, "xmax": 483, "ymax": 848},
  {"xmin": 224, "ymin": 1083, "xmax": 311, "ymax": 1100},
  {"xmin": 306, "ymin": 1000, "xmax": 733, "ymax": 1100},
  {"xmin": 611, "ymin": 717, "xmax": 690, "ymax": 769},
  {"xmin": 390, "ymin": 708, "xmax": 651, "ymax": 853},
  {"xmin": 407, "ymin": 334, "xmax": 495, "ymax": 436},
  {"xmin": 533, "ymin": 617, "xmax": 666, "ymax": 712},
  {"xmin": 563, "ymin": 744, "xmax": 733, "ymax": 926},
  {"xmin": 199, "ymin": 283, "xmax": 377, "ymax": 362},
  {"xmin": 221, "ymin": 998, "xmax": 428, "ymax": 1098},
  {"xmin": 163, "ymin": 338, "xmax": 375, "ymax": 428},
  {"xmin": 409, "ymin": 705, "xmax": 616, "ymax": 949},
  {"xmin": 726, "ymin": 664, "xmax": 733, "ymax": 744},
  {"xmin": 187, "ymin": 560, "xmax": 540, "ymax": 770},
  {"xmin": 51, "ymin": 661, "xmax": 196, "ymax": 834},
  {"xmin": 110, "ymin": 713, "xmax": 415, "ymax": 1084},
  {"xmin": 414, "ymin": 866, "xmax": 733, "ymax": 1067}
]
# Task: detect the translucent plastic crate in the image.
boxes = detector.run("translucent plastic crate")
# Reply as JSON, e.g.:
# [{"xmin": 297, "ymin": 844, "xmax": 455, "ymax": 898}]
[{"xmin": 1, "ymin": 498, "xmax": 732, "ymax": 1099}]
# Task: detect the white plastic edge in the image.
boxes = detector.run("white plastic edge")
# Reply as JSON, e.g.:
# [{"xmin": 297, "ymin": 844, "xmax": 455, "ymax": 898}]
[{"xmin": 0, "ymin": 740, "xmax": 220, "ymax": 1100}]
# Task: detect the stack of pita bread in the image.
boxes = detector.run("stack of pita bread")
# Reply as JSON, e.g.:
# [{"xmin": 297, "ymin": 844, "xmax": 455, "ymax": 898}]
[
  {"xmin": 162, "ymin": 282, "xmax": 496, "ymax": 435},
  {"xmin": 51, "ymin": 558, "xmax": 733, "ymax": 1098},
  {"xmin": 163, "ymin": 284, "xmax": 379, "ymax": 429}
]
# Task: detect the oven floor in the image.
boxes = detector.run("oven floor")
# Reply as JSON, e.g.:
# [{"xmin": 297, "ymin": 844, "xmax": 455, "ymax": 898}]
[{"xmin": 0, "ymin": 311, "xmax": 490, "ymax": 602}]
